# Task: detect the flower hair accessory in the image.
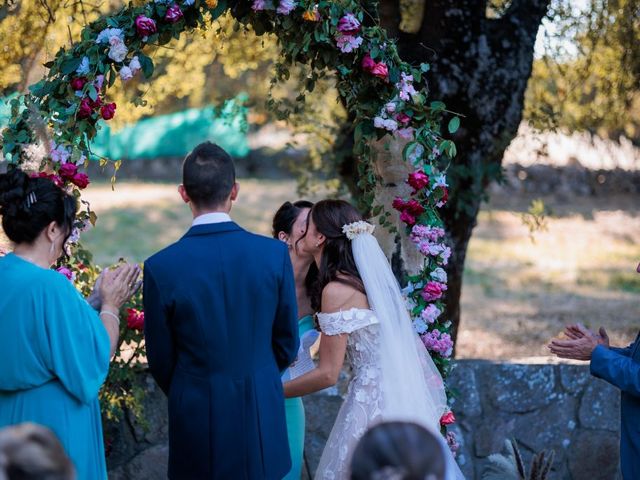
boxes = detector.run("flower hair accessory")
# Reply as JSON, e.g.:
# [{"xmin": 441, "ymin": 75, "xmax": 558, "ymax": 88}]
[{"xmin": 342, "ymin": 220, "xmax": 375, "ymax": 240}]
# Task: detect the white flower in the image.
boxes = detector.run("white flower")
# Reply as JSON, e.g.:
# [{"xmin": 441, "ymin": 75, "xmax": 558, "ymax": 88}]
[
  {"xmin": 430, "ymin": 267, "xmax": 447, "ymax": 283},
  {"xmin": 276, "ymin": 0, "xmax": 296, "ymax": 14},
  {"xmin": 96, "ymin": 27, "xmax": 124, "ymax": 44},
  {"xmin": 342, "ymin": 220, "xmax": 375, "ymax": 240},
  {"xmin": 408, "ymin": 143, "xmax": 425, "ymax": 164},
  {"xmin": 76, "ymin": 56, "xmax": 90, "ymax": 75},
  {"xmin": 49, "ymin": 141, "xmax": 70, "ymax": 164},
  {"xmin": 413, "ymin": 318, "xmax": 429, "ymax": 334},
  {"xmin": 129, "ymin": 56, "xmax": 141, "ymax": 74},
  {"xmin": 373, "ymin": 116, "xmax": 385, "ymax": 129},
  {"xmin": 385, "ymin": 102, "xmax": 396, "ymax": 113},
  {"xmin": 335, "ymin": 34, "xmax": 362, "ymax": 53},
  {"xmin": 119, "ymin": 66, "xmax": 133, "ymax": 81},
  {"xmin": 108, "ymin": 37, "xmax": 128, "ymax": 63},
  {"xmin": 433, "ymin": 174, "xmax": 448, "ymax": 188},
  {"xmin": 381, "ymin": 118, "xmax": 398, "ymax": 132}
]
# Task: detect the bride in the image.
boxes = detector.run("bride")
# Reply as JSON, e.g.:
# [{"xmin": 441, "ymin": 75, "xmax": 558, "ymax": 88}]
[{"xmin": 283, "ymin": 199, "xmax": 463, "ymax": 479}]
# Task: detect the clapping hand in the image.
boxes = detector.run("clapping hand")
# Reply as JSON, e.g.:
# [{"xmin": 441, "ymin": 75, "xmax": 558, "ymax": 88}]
[
  {"xmin": 548, "ymin": 323, "xmax": 609, "ymax": 361},
  {"xmin": 99, "ymin": 264, "xmax": 142, "ymax": 311}
]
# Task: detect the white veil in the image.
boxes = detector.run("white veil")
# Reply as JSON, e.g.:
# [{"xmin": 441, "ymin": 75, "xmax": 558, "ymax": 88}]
[{"xmin": 348, "ymin": 225, "xmax": 464, "ymax": 480}]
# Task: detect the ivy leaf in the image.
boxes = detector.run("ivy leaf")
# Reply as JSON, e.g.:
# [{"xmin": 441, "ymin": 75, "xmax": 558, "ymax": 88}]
[
  {"xmin": 447, "ymin": 116, "xmax": 460, "ymax": 134},
  {"xmin": 61, "ymin": 57, "xmax": 82, "ymax": 75},
  {"xmin": 138, "ymin": 54, "xmax": 154, "ymax": 79}
]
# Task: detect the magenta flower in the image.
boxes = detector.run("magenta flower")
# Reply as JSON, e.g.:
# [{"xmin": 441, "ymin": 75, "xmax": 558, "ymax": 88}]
[
  {"xmin": 135, "ymin": 15, "xmax": 157, "ymax": 37},
  {"xmin": 421, "ymin": 330, "xmax": 453, "ymax": 357},
  {"xmin": 337, "ymin": 13, "xmax": 360, "ymax": 35},
  {"xmin": 56, "ymin": 266, "xmax": 74, "ymax": 281},
  {"xmin": 407, "ymin": 170, "xmax": 430, "ymax": 192},
  {"xmin": 421, "ymin": 281, "xmax": 446, "ymax": 301},
  {"xmin": 165, "ymin": 4, "xmax": 184, "ymax": 22}
]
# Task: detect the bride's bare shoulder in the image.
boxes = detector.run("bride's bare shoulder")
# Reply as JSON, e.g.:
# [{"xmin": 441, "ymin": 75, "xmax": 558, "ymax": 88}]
[{"xmin": 321, "ymin": 281, "xmax": 369, "ymax": 313}]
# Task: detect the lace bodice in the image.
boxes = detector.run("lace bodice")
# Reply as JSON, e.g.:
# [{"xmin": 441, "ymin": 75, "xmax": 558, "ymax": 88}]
[
  {"xmin": 317, "ymin": 308, "xmax": 381, "ymax": 378},
  {"xmin": 315, "ymin": 309, "xmax": 383, "ymax": 479}
]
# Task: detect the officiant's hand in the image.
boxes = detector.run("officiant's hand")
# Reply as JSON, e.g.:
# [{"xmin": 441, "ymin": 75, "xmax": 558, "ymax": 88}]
[
  {"xmin": 563, "ymin": 323, "xmax": 610, "ymax": 348},
  {"xmin": 548, "ymin": 324, "xmax": 607, "ymax": 360}
]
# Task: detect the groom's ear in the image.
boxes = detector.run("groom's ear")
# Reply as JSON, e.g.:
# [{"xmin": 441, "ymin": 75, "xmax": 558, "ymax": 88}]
[
  {"xmin": 178, "ymin": 184, "xmax": 190, "ymax": 204},
  {"xmin": 230, "ymin": 182, "xmax": 239, "ymax": 202}
]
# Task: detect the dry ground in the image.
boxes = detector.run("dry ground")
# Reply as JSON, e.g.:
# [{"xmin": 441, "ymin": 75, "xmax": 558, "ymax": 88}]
[{"xmin": 2, "ymin": 181, "xmax": 638, "ymax": 360}]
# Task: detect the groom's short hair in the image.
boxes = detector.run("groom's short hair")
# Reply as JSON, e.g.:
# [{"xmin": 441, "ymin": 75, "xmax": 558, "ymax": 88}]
[{"xmin": 183, "ymin": 142, "xmax": 236, "ymax": 208}]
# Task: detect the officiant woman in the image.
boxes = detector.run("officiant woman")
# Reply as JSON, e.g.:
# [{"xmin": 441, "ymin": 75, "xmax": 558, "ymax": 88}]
[
  {"xmin": 273, "ymin": 200, "xmax": 317, "ymax": 480},
  {"xmin": 0, "ymin": 168, "xmax": 139, "ymax": 480}
]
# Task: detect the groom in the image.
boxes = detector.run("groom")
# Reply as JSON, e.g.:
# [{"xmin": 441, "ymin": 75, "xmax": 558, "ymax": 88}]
[{"xmin": 143, "ymin": 142, "xmax": 300, "ymax": 479}]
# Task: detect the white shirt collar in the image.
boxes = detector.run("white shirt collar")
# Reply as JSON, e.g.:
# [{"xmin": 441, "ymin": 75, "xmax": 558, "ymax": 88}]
[{"xmin": 192, "ymin": 212, "xmax": 232, "ymax": 227}]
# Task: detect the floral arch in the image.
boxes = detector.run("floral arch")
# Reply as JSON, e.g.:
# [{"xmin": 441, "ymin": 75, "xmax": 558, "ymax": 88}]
[{"xmin": 1, "ymin": 0, "xmax": 458, "ymax": 440}]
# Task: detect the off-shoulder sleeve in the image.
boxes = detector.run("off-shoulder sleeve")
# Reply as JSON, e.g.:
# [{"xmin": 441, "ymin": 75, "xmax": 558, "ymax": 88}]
[
  {"xmin": 43, "ymin": 273, "xmax": 111, "ymax": 404},
  {"xmin": 316, "ymin": 308, "xmax": 379, "ymax": 336}
]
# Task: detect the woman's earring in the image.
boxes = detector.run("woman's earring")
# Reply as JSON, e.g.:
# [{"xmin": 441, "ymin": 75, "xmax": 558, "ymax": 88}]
[{"xmin": 287, "ymin": 243, "xmax": 293, "ymax": 250}]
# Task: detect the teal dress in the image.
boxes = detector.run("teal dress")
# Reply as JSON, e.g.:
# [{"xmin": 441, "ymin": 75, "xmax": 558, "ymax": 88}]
[
  {"xmin": 0, "ymin": 253, "xmax": 111, "ymax": 480},
  {"xmin": 283, "ymin": 315, "xmax": 316, "ymax": 480}
]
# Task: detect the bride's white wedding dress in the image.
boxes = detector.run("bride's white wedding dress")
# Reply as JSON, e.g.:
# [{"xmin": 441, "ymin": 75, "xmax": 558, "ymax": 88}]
[
  {"xmin": 314, "ymin": 308, "xmax": 383, "ymax": 480},
  {"xmin": 312, "ymin": 224, "xmax": 464, "ymax": 480}
]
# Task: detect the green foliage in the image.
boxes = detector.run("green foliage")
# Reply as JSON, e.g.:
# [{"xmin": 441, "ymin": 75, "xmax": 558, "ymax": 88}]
[
  {"xmin": 525, "ymin": 0, "xmax": 640, "ymax": 141},
  {"xmin": 483, "ymin": 439, "xmax": 555, "ymax": 480},
  {"xmin": 520, "ymin": 198, "xmax": 551, "ymax": 243}
]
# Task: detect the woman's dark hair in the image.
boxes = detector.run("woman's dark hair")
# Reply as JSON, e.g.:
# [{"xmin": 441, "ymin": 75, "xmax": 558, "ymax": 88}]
[
  {"xmin": 0, "ymin": 168, "xmax": 77, "ymax": 246},
  {"xmin": 305, "ymin": 199, "xmax": 366, "ymax": 311},
  {"xmin": 272, "ymin": 200, "xmax": 317, "ymax": 297},
  {"xmin": 350, "ymin": 422, "xmax": 447, "ymax": 480}
]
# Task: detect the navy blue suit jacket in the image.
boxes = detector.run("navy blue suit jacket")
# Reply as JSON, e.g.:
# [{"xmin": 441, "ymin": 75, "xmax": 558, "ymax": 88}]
[
  {"xmin": 591, "ymin": 334, "xmax": 640, "ymax": 480},
  {"xmin": 143, "ymin": 221, "xmax": 299, "ymax": 480}
]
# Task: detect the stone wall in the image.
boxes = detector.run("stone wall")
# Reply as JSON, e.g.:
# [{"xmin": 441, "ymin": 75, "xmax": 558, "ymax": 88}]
[{"xmin": 107, "ymin": 361, "xmax": 622, "ymax": 479}]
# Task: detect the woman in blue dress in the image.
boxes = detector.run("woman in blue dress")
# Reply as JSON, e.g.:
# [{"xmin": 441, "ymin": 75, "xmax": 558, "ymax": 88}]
[
  {"xmin": 273, "ymin": 200, "xmax": 318, "ymax": 479},
  {"xmin": 0, "ymin": 168, "xmax": 140, "ymax": 480}
]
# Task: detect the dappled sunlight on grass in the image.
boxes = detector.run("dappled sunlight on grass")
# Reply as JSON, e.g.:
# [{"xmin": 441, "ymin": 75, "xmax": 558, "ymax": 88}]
[{"xmin": 459, "ymin": 194, "xmax": 640, "ymax": 359}]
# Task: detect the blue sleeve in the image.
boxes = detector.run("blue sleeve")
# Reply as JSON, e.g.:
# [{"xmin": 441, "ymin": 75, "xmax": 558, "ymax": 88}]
[
  {"xmin": 45, "ymin": 275, "xmax": 111, "ymax": 404},
  {"xmin": 143, "ymin": 263, "xmax": 175, "ymax": 395},
  {"xmin": 591, "ymin": 344, "xmax": 640, "ymax": 397},
  {"xmin": 272, "ymin": 245, "xmax": 300, "ymax": 372},
  {"xmin": 611, "ymin": 344, "xmax": 634, "ymax": 357}
]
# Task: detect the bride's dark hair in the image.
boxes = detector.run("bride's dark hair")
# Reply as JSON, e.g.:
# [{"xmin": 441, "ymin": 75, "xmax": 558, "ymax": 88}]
[{"xmin": 304, "ymin": 199, "xmax": 366, "ymax": 311}]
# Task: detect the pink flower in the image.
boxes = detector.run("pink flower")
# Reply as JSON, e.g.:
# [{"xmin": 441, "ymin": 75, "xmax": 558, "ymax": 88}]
[
  {"xmin": 77, "ymin": 98, "xmax": 94, "ymax": 119},
  {"xmin": 361, "ymin": 53, "xmax": 376, "ymax": 71},
  {"xmin": 71, "ymin": 77, "xmax": 88, "ymax": 91},
  {"xmin": 421, "ymin": 281, "xmax": 446, "ymax": 301},
  {"xmin": 165, "ymin": 4, "xmax": 184, "ymax": 22},
  {"xmin": 126, "ymin": 308, "xmax": 145, "ymax": 331},
  {"xmin": 135, "ymin": 15, "xmax": 157, "ymax": 37},
  {"xmin": 446, "ymin": 431, "xmax": 459, "ymax": 457},
  {"xmin": 337, "ymin": 13, "xmax": 360, "ymax": 35},
  {"xmin": 56, "ymin": 266, "xmax": 75, "ymax": 281},
  {"xmin": 395, "ymin": 112, "xmax": 411, "ymax": 125},
  {"xmin": 71, "ymin": 173, "xmax": 90, "ymax": 189},
  {"xmin": 252, "ymin": 0, "xmax": 267, "ymax": 10},
  {"xmin": 369, "ymin": 62, "xmax": 389, "ymax": 80},
  {"xmin": 421, "ymin": 330, "xmax": 453, "ymax": 357},
  {"xmin": 421, "ymin": 304, "xmax": 442, "ymax": 324},
  {"xmin": 277, "ymin": 0, "xmax": 296, "ymax": 14},
  {"xmin": 407, "ymin": 170, "xmax": 429, "ymax": 192},
  {"xmin": 336, "ymin": 34, "xmax": 362, "ymax": 53},
  {"xmin": 397, "ymin": 72, "xmax": 418, "ymax": 102},
  {"xmin": 58, "ymin": 163, "xmax": 78, "ymax": 179},
  {"xmin": 100, "ymin": 102, "xmax": 116, "ymax": 120},
  {"xmin": 399, "ymin": 210, "xmax": 416, "ymax": 226},
  {"xmin": 395, "ymin": 127, "xmax": 414, "ymax": 140},
  {"xmin": 440, "ymin": 411, "xmax": 456, "ymax": 426}
]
